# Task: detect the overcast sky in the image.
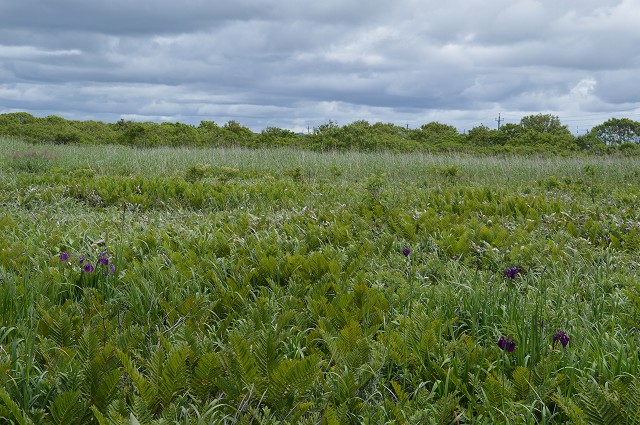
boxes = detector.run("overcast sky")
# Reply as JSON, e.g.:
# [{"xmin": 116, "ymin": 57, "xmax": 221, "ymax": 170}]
[{"xmin": 1, "ymin": 0, "xmax": 639, "ymax": 133}]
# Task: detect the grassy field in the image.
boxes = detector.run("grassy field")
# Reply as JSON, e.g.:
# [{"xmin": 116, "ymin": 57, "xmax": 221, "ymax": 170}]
[{"xmin": 1, "ymin": 138, "xmax": 640, "ymax": 424}]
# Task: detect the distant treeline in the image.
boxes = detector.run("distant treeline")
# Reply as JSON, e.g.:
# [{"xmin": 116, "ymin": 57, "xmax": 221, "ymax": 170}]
[{"xmin": 1, "ymin": 112, "xmax": 640, "ymax": 155}]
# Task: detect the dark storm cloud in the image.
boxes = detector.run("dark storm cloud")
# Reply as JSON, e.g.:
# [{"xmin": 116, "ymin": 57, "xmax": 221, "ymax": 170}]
[{"xmin": 1, "ymin": 0, "xmax": 639, "ymax": 131}]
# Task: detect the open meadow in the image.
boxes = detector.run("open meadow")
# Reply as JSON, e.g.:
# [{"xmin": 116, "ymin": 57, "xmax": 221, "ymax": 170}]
[{"xmin": 1, "ymin": 138, "xmax": 640, "ymax": 424}]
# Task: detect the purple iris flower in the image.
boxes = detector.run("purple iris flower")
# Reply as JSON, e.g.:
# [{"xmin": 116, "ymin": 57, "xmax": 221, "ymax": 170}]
[
  {"xmin": 59, "ymin": 252, "xmax": 70, "ymax": 261},
  {"xmin": 553, "ymin": 331, "xmax": 570, "ymax": 348},
  {"xmin": 505, "ymin": 267, "xmax": 521, "ymax": 279},
  {"xmin": 79, "ymin": 255, "xmax": 86, "ymax": 265},
  {"xmin": 108, "ymin": 264, "xmax": 116, "ymax": 275},
  {"xmin": 497, "ymin": 336, "xmax": 516, "ymax": 352},
  {"xmin": 402, "ymin": 247, "xmax": 411, "ymax": 257},
  {"xmin": 97, "ymin": 257, "xmax": 109, "ymax": 266},
  {"xmin": 83, "ymin": 262, "xmax": 95, "ymax": 273}
]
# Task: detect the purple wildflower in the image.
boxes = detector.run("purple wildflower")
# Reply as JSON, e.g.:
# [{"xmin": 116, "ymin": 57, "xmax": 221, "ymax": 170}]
[
  {"xmin": 59, "ymin": 252, "xmax": 70, "ymax": 262},
  {"xmin": 402, "ymin": 247, "xmax": 411, "ymax": 257},
  {"xmin": 79, "ymin": 255, "xmax": 86, "ymax": 265},
  {"xmin": 83, "ymin": 262, "xmax": 95, "ymax": 273},
  {"xmin": 553, "ymin": 331, "xmax": 570, "ymax": 348},
  {"xmin": 505, "ymin": 267, "xmax": 521, "ymax": 279},
  {"xmin": 108, "ymin": 264, "xmax": 116, "ymax": 275},
  {"xmin": 97, "ymin": 257, "xmax": 109, "ymax": 266},
  {"xmin": 497, "ymin": 336, "xmax": 516, "ymax": 352}
]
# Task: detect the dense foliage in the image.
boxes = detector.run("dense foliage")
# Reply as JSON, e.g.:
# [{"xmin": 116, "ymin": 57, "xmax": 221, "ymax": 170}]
[
  {"xmin": 2, "ymin": 112, "xmax": 640, "ymax": 155},
  {"xmin": 0, "ymin": 139, "xmax": 639, "ymax": 423}
]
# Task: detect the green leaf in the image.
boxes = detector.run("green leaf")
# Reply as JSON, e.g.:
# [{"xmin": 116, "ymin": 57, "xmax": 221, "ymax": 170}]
[
  {"xmin": 579, "ymin": 380, "xmax": 624, "ymax": 425},
  {"xmin": 50, "ymin": 390, "xmax": 82, "ymax": 425},
  {"xmin": 116, "ymin": 350, "xmax": 157, "ymax": 410},
  {"xmin": 0, "ymin": 386, "xmax": 31, "ymax": 425},
  {"xmin": 512, "ymin": 366, "xmax": 530, "ymax": 401}
]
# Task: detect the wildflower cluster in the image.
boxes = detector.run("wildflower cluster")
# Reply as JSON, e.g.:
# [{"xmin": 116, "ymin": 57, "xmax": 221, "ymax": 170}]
[
  {"xmin": 497, "ymin": 335, "xmax": 516, "ymax": 352},
  {"xmin": 60, "ymin": 250, "xmax": 115, "ymax": 275},
  {"xmin": 505, "ymin": 266, "xmax": 521, "ymax": 279},
  {"xmin": 553, "ymin": 330, "xmax": 570, "ymax": 348}
]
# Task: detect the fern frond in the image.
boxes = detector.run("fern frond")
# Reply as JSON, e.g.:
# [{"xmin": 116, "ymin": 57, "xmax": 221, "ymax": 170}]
[
  {"xmin": 230, "ymin": 332, "xmax": 258, "ymax": 388},
  {"xmin": 83, "ymin": 342, "xmax": 122, "ymax": 411},
  {"xmin": 552, "ymin": 390, "xmax": 587, "ymax": 425},
  {"xmin": 38, "ymin": 305, "xmax": 79, "ymax": 348},
  {"xmin": 512, "ymin": 366, "xmax": 531, "ymax": 401},
  {"xmin": 317, "ymin": 319, "xmax": 339, "ymax": 362},
  {"xmin": 626, "ymin": 378, "xmax": 640, "ymax": 425},
  {"xmin": 253, "ymin": 327, "xmax": 283, "ymax": 384},
  {"xmin": 192, "ymin": 351, "xmax": 223, "ymax": 400},
  {"xmin": 390, "ymin": 380, "xmax": 410, "ymax": 406},
  {"xmin": 90, "ymin": 405, "xmax": 110, "ymax": 425},
  {"xmin": 77, "ymin": 327, "xmax": 101, "ymax": 364},
  {"xmin": 116, "ymin": 349, "xmax": 158, "ymax": 411},
  {"xmin": 157, "ymin": 346, "xmax": 191, "ymax": 407},
  {"xmin": 94, "ymin": 369, "xmax": 124, "ymax": 411},
  {"xmin": 481, "ymin": 372, "xmax": 514, "ymax": 414},
  {"xmin": 427, "ymin": 393, "xmax": 461, "ymax": 425},
  {"xmin": 579, "ymin": 380, "xmax": 624, "ymax": 425},
  {"xmin": 49, "ymin": 390, "xmax": 83, "ymax": 425},
  {"xmin": 129, "ymin": 394, "xmax": 154, "ymax": 424},
  {"xmin": 322, "ymin": 405, "xmax": 340, "ymax": 425},
  {"xmin": 0, "ymin": 386, "xmax": 32, "ymax": 425},
  {"xmin": 268, "ymin": 355, "xmax": 319, "ymax": 402}
]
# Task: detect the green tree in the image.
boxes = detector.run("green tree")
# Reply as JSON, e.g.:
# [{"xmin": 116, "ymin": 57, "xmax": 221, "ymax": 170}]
[
  {"xmin": 590, "ymin": 117, "xmax": 640, "ymax": 145},
  {"xmin": 507, "ymin": 114, "xmax": 576, "ymax": 152},
  {"xmin": 499, "ymin": 122, "xmax": 524, "ymax": 139},
  {"xmin": 410, "ymin": 122, "xmax": 463, "ymax": 148},
  {"xmin": 256, "ymin": 126, "xmax": 301, "ymax": 147},
  {"xmin": 467, "ymin": 124, "xmax": 507, "ymax": 146},
  {"xmin": 574, "ymin": 132, "xmax": 605, "ymax": 151},
  {"xmin": 309, "ymin": 120, "xmax": 341, "ymax": 151},
  {"xmin": 520, "ymin": 114, "xmax": 571, "ymax": 136},
  {"xmin": 159, "ymin": 122, "xmax": 198, "ymax": 147},
  {"xmin": 197, "ymin": 120, "xmax": 226, "ymax": 146},
  {"xmin": 119, "ymin": 123, "xmax": 158, "ymax": 148},
  {"xmin": 222, "ymin": 120, "xmax": 255, "ymax": 146}
]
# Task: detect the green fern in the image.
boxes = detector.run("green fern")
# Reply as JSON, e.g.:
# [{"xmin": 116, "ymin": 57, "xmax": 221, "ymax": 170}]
[
  {"xmin": 90, "ymin": 405, "xmax": 109, "ymax": 425},
  {"xmin": 191, "ymin": 351, "xmax": 223, "ymax": 400},
  {"xmin": 155, "ymin": 346, "xmax": 191, "ymax": 409},
  {"xmin": 117, "ymin": 349, "xmax": 158, "ymax": 414},
  {"xmin": 229, "ymin": 332, "xmax": 259, "ymax": 390},
  {"xmin": 77, "ymin": 332, "xmax": 123, "ymax": 412},
  {"xmin": 253, "ymin": 327, "xmax": 283, "ymax": 387},
  {"xmin": 128, "ymin": 395, "xmax": 154, "ymax": 424},
  {"xmin": 481, "ymin": 372, "xmax": 514, "ymax": 418},
  {"xmin": 0, "ymin": 386, "xmax": 32, "ymax": 425},
  {"xmin": 553, "ymin": 390, "xmax": 588, "ymax": 425},
  {"xmin": 267, "ymin": 355, "xmax": 319, "ymax": 402},
  {"xmin": 578, "ymin": 379, "xmax": 624, "ymax": 425},
  {"xmin": 512, "ymin": 366, "xmax": 531, "ymax": 401},
  {"xmin": 37, "ymin": 303, "xmax": 81, "ymax": 348},
  {"xmin": 49, "ymin": 390, "xmax": 84, "ymax": 425},
  {"xmin": 427, "ymin": 393, "xmax": 461, "ymax": 425},
  {"xmin": 626, "ymin": 378, "xmax": 640, "ymax": 425},
  {"xmin": 609, "ymin": 376, "xmax": 640, "ymax": 425}
]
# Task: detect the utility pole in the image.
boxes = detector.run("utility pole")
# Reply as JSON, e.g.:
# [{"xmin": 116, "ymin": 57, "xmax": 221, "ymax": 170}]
[{"xmin": 495, "ymin": 113, "xmax": 503, "ymax": 130}]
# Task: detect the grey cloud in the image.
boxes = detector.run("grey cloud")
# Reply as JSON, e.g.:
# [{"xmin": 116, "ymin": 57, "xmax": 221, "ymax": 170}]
[
  {"xmin": 1, "ymin": 0, "xmax": 639, "ymax": 131},
  {"xmin": 0, "ymin": 0, "xmax": 270, "ymax": 35}
]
